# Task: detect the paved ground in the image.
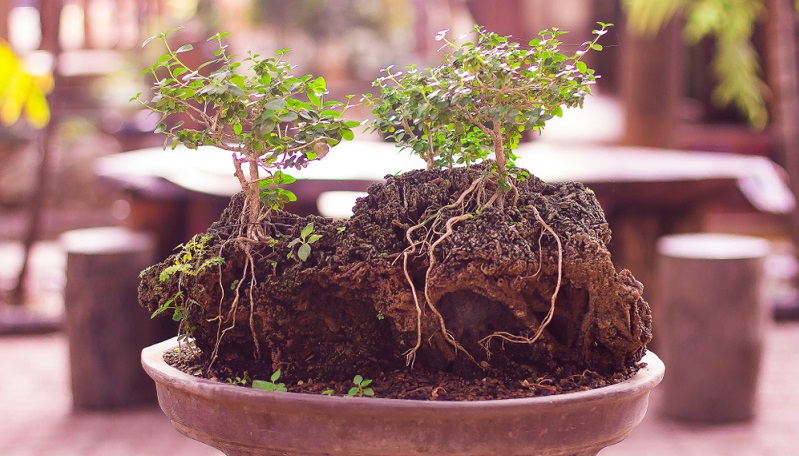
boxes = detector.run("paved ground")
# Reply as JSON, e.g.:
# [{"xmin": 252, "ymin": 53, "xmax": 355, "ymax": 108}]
[
  {"xmin": 2, "ymin": 323, "xmax": 797, "ymax": 455},
  {"xmin": 1, "ymin": 241, "xmax": 798, "ymax": 455}
]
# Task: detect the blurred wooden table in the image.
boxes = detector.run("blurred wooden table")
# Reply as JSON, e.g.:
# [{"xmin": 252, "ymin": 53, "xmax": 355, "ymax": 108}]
[{"xmin": 95, "ymin": 141, "xmax": 794, "ymax": 294}]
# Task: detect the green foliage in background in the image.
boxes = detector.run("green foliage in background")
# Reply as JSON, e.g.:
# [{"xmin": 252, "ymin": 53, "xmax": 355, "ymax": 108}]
[{"xmin": 622, "ymin": 0, "xmax": 796, "ymax": 128}]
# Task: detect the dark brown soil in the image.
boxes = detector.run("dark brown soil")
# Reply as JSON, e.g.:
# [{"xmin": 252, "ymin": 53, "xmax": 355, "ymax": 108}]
[
  {"xmin": 140, "ymin": 162, "xmax": 652, "ymax": 400},
  {"xmin": 165, "ymin": 346, "xmax": 639, "ymax": 400}
]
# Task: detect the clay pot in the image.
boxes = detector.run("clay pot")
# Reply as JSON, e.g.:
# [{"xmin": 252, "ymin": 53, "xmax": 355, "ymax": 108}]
[{"xmin": 142, "ymin": 338, "xmax": 664, "ymax": 456}]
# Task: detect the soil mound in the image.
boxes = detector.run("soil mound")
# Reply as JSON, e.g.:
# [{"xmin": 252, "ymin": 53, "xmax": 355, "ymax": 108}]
[{"xmin": 139, "ymin": 162, "xmax": 652, "ymax": 396}]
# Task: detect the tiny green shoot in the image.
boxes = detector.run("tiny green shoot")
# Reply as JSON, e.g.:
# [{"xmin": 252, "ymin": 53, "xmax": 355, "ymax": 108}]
[
  {"xmin": 252, "ymin": 370, "xmax": 288, "ymax": 392},
  {"xmin": 347, "ymin": 375, "xmax": 374, "ymax": 397}
]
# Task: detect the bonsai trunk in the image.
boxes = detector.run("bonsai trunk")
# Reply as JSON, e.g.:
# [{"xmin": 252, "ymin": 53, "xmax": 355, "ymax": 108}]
[
  {"xmin": 247, "ymin": 154, "xmax": 260, "ymax": 230},
  {"xmin": 231, "ymin": 152, "xmax": 262, "ymax": 235},
  {"xmin": 492, "ymin": 126, "xmax": 507, "ymax": 177}
]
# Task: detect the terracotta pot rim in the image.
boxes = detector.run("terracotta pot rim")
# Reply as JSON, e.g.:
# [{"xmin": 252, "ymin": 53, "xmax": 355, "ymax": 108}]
[{"xmin": 142, "ymin": 337, "xmax": 664, "ymax": 410}]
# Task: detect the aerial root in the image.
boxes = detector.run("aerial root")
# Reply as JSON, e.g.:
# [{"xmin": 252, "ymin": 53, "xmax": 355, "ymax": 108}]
[
  {"xmin": 401, "ymin": 250, "xmax": 423, "ymax": 368},
  {"xmin": 400, "ymin": 177, "xmax": 488, "ymax": 367},
  {"xmin": 207, "ymin": 235, "xmax": 262, "ymax": 373},
  {"xmin": 423, "ymin": 212, "xmax": 478, "ymax": 365},
  {"xmin": 479, "ymin": 204, "xmax": 563, "ymax": 353},
  {"xmin": 244, "ymin": 246, "xmax": 262, "ymax": 359}
]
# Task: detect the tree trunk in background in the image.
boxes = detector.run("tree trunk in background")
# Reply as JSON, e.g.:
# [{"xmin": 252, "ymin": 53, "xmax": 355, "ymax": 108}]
[
  {"xmin": 10, "ymin": 1, "xmax": 62, "ymax": 306},
  {"xmin": 465, "ymin": 0, "xmax": 528, "ymax": 39},
  {"xmin": 0, "ymin": 1, "xmax": 10, "ymax": 41},
  {"xmin": 766, "ymin": 1, "xmax": 799, "ymax": 238},
  {"xmin": 621, "ymin": 18, "xmax": 683, "ymax": 148}
]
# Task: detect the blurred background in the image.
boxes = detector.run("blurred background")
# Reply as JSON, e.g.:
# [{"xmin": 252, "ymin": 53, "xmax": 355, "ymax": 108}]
[{"xmin": 1, "ymin": 1, "xmax": 798, "ymax": 455}]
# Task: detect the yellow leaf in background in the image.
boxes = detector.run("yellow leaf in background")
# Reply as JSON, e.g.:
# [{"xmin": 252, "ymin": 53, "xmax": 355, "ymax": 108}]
[
  {"xmin": 0, "ymin": 40, "xmax": 51, "ymax": 129},
  {"xmin": 0, "ymin": 75, "xmax": 27, "ymax": 126},
  {"xmin": 24, "ymin": 87, "xmax": 50, "ymax": 128},
  {"xmin": 0, "ymin": 44, "xmax": 20, "ymax": 97}
]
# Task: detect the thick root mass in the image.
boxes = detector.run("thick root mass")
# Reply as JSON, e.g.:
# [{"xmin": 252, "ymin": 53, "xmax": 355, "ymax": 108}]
[{"xmin": 139, "ymin": 163, "xmax": 652, "ymax": 384}]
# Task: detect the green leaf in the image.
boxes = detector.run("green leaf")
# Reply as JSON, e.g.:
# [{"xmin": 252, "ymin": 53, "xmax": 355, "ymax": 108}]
[
  {"xmin": 353, "ymin": 375, "xmax": 363, "ymax": 385},
  {"xmin": 297, "ymin": 243, "xmax": 311, "ymax": 262},
  {"xmin": 271, "ymin": 370, "xmax": 281, "ymax": 382},
  {"xmin": 265, "ymin": 99, "xmax": 287, "ymax": 111},
  {"xmin": 252, "ymin": 380, "xmax": 273, "ymax": 391},
  {"xmin": 142, "ymin": 35, "xmax": 158, "ymax": 48},
  {"xmin": 341, "ymin": 129, "xmax": 355, "ymax": 141},
  {"xmin": 156, "ymin": 53, "xmax": 172, "ymax": 66},
  {"xmin": 277, "ymin": 172, "xmax": 296, "ymax": 184},
  {"xmin": 321, "ymin": 109, "xmax": 342, "ymax": 118},
  {"xmin": 307, "ymin": 91, "xmax": 322, "ymax": 108},
  {"xmin": 233, "ymin": 123, "xmax": 243, "ymax": 135},
  {"xmin": 279, "ymin": 111, "xmax": 298, "ymax": 122},
  {"xmin": 176, "ymin": 44, "xmax": 194, "ymax": 53},
  {"xmin": 311, "ymin": 76, "xmax": 327, "ymax": 93},
  {"xmin": 301, "ymin": 223, "xmax": 315, "ymax": 239},
  {"xmin": 286, "ymin": 98, "xmax": 313, "ymax": 110}
]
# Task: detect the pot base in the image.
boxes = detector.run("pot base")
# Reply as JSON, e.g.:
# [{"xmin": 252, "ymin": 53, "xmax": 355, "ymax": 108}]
[{"xmin": 142, "ymin": 339, "xmax": 664, "ymax": 456}]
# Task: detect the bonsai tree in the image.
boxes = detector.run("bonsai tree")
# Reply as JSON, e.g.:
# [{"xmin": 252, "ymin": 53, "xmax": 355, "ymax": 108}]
[
  {"xmin": 366, "ymin": 25, "xmax": 608, "ymax": 181},
  {"xmin": 138, "ymin": 24, "xmax": 652, "ymax": 399},
  {"xmin": 134, "ymin": 28, "xmax": 359, "ymax": 357},
  {"xmin": 364, "ymin": 24, "xmax": 613, "ymax": 365},
  {"xmin": 135, "ymin": 29, "xmax": 359, "ymax": 238}
]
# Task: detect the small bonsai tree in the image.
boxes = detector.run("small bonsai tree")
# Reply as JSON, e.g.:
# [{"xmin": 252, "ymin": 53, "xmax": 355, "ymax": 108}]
[
  {"xmin": 365, "ymin": 24, "xmax": 613, "ymax": 365},
  {"xmin": 135, "ymin": 29, "xmax": 360, "ymax": 364},
  {"xmin": 366, "ymin": 23, "xmax": 611, "ymax": 190},
  {"xmin": 135, "ymin": 29, "xmax": 360, "ymax": 238}
]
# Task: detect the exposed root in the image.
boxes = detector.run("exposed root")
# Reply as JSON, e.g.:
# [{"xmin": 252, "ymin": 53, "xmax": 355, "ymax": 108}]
[
  {"xmin": 423, "ymin": 212, "xmax": 477, "ymax": 365},
  {"xmin": 207, "ymin": 231, "xmax": 263, "ymax": 373},
  {"xmin": 479, "ymin": 204, "xmax": 563, "ymax": 352},
  {"xmin": 399, "ymin": 176, "xmax": 489, "ymax": 366},
  {"xmin": 243, "ymin": 246, "xmax": 262, "ymax": 359},
  {"xmin": 401, "ymin": 250, "xmax": 423, "ymax": 368}
]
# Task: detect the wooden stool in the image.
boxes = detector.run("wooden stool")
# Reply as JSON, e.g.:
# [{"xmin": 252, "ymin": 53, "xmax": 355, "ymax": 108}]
[
  {"xmin": 656, "ymin": 233, "xmax": 770, "ymax": 423},
  {"xmin": 60, "ymin": 227, "xmax": 162, "ymax": 410}
]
